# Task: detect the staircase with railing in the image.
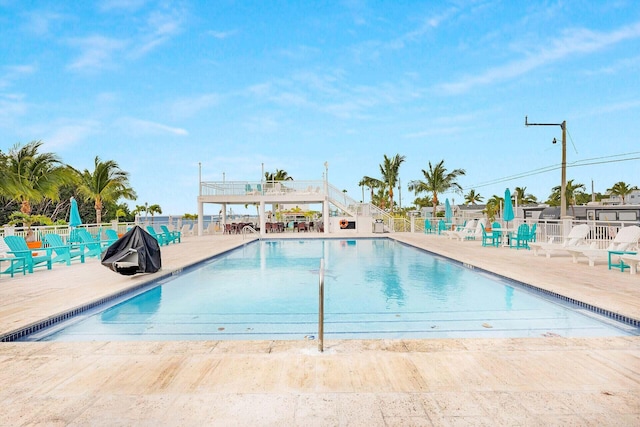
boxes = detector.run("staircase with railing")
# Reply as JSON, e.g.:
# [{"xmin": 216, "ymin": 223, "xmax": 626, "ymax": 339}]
[{"xmin": 325, "ymin": 183, "xmax": 396, "ymax": 231}]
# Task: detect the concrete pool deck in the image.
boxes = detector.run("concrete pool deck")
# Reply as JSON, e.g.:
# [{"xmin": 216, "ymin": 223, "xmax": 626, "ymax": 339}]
[{"xmin": 0, "ymin": 232, "xmax": 638, "ymax": 425}]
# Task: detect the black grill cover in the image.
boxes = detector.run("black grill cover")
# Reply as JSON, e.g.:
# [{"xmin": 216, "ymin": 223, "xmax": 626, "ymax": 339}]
[{"xmin": 101, "ymin": 226, "xmax": 161, "ymax": 275}]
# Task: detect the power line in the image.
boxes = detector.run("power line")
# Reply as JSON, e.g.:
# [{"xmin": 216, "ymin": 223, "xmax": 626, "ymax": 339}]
[{"xmin": 463, "ymin": 151, "xmax": 640, "ymax": 191}]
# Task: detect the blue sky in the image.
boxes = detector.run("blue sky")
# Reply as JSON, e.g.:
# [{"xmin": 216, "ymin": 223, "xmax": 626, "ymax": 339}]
[{"xmin": 1, "ymin": 0, "xmax": 639, "ymax": 215}]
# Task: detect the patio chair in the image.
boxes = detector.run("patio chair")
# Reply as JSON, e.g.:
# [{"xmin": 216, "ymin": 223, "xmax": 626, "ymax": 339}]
[
  {"xmin": 104, "ymin": 229, "xmax": 119, "ymax": 245},
  {"xmin": 161, "ymin": 225, "xmax": 181, "ymax": 243},
  {"xmin": 444, "ymin": 219, "xmax": 477, "ymax": 241},
  {"xmin": 146, "ymin": 226, "xmax": 169, "ymax": 246},
  {"xmin": 486, "ymin": 222, "xmax": 503, "ymax": 246},
  {"xmin": 566, "ymin": 225, "xmax": 640, "ymax": 267},
  {"xmin": 481, "ymin": 223, "xmax": 498, "ymax": 247},
  {"xmin": 529, "ymin": 224, "xmax": 591, "ymax": 258},
  {"xmin": 509, "ymin": 223, "xmax": 530, "ymax": 250},
  {"xmin": 43, "ymin": 233, "xmax": 85, "ymax": 265},
  {"xmin": 76, "ymin": 229, "xmax": 111, "ymax": 258},
  {"xmin": 423, "ymin": 219, "xmax": 434, "ymax": 234},
  {"xmin": 4, "ymin": 235, "xmax": 52, "ymax": 273},
  {"xmin": 437, "ymin": 220, "xmax": 447, "ymax": 235}
]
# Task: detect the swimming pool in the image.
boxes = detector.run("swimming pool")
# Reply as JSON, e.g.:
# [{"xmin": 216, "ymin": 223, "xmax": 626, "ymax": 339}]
[{"xmin": 28, "ymin": 238, "xmax": 638, "ymax": 341}]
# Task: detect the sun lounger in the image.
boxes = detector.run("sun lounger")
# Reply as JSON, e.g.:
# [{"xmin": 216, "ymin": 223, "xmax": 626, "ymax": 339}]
[
  {"xmin": 529, "ymin": 224, "xmax": 591, "ymax": 258},
  {"xmin": 619, "ymin": 254, "xmax": 640, "ymax": 274},
  {"xmin": 43, "ymin": 233, "xmax": 85, "ymax": 265},
  {"xmin": 443, "ymin": 219, "xmax": 477, "ymax": 241},
  {"xmin": 566, "ymin": 225, "xmax": 640, "ymax": 267}
]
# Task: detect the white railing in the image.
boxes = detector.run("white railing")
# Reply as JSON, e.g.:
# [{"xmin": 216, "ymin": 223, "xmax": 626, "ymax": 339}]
[{"xmin": 411, "ymin": 216, "xmax": 639, "ymax": 249}]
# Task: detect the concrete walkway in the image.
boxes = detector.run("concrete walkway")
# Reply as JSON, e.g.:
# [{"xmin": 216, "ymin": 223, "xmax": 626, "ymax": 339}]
[{"xmin": 0, "ymin": 232, "xmax": 638, "ymax": 426}]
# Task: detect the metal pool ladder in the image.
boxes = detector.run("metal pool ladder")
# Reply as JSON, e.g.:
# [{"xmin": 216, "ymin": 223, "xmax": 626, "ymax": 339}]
[{"xmin": 318, "ymin": 258, "xmax": 325, "ymax": 352}]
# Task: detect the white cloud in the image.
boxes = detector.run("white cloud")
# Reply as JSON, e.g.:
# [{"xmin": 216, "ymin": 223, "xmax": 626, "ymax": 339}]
[
  {"xmin": 0, "ymin": 93, "xmax": 28, "ymax": 128},
  {"xmin": 0, "ymin": 65, "xmax": 36, "ymax": 89},
  {"xmin": 45, "ymin": 120, "xmax": 100, "ymax": 150},
  {"xmin": 170, "ymin": 93, "xmax": 220, "ymax": 119},
  {"xmin": 131, "ymin": 8, "xmax": 185, "ymax": 57},
  {"xmin": 436, "ymin": 20, "xmax": 640, "ymax": 95},
  {"xmin": 117, "ymin": 117, "xmax": 188, "ymax": 136},
  {"xmin": 67, "ymin": 36, "xmax": 128, "ymax": 71},
  {"xmin": 22, "ymin": 11, "xmax": 66, "ymax": 36},
  {"xmin": 99, "ymin": 0, "xmax": 148, "ymax": 12},
  {"xmin": 207, "ymin": 30, "xmax": 239, "ymax": 40}
]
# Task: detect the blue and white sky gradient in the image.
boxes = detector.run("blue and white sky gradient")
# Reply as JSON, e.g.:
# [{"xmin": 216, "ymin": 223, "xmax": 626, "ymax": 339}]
[{"xmin": 1, "ymin": 0, "xmax": 639, "ymax": 215}]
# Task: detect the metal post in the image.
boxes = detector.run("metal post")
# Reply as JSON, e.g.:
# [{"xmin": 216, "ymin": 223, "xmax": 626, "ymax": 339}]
[
  {"xmin": 525, "ymin": 116, "xmax": 568, "ymax": 218},
  {"xmin": 318, "ymin": 258, "xmax": 324, "ymax": 352}
]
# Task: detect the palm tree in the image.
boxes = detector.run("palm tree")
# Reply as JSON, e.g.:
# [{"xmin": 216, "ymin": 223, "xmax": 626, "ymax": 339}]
[
  {"xmin": 484, "ymin": 194, "xmax": 503, "ymax": 222},
  {"xmin": 264, "ymin": 169, "xmax": 293, "ymax": 181},
  {"xmin": 378, "ymin": 154, "xmax": 405, "ymax": 213},
  {"xmin": 408, "ymin": 160, "xmax": 465, "ymax": 218},
  {"xmin": 550, "ymin": 179, "xmax": 586, "ymax": 217},
  {"xmin": 513, "ymin": 186, "xmax": 537, "ymax": 205},
  {"xmin": 2, "ymin": 141, "xmax": 76, "ymax": 216},
  {"xmin": 607, "ymin": 181, "xmax": 638, "ymax": 205},
  {"xmin": 359, "ymin": 176, "xmax": 384, "ymax": 203},
  {"xmin": 147, "ymin": 204, "xmax": 162, "ymax": 223},
  {"xmin": 75, "ymin": 156, "xmax": 137, "ymax": 224},
  {"xmin": 464, "ymin": 189, "xmax": 483, "ymax": 205}
]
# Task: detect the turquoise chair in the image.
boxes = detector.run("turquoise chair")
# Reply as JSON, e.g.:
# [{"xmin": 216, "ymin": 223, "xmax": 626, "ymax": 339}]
[
  {"xmin": 491, "ymin": 221, "xmax": 503, "ymax": 246},
  {"xmin": 4, "ymin": 236, "xmax": 52, "ymax": 273},
  {"xmin": 76, "ymin": 229, "xmax": 111, "ymax": 258},
  {"xmin": 146, "ymin": 226, "xmax": 169, "ymax": 246},
  {"xmin": 160, "ymin": 225, "xmax": 181, "ymax": 244},
  {"xmin": 104, "ymin": 229, "xmax": 119, "ymax": 244},
  {"xmin": 509, "ymin": 224, "xmax": 530, "ymax": 250},
  {"xmin": 481, "ymin": 223, "xmax": 497, "ymax": 247},
  {"xmin": 437, "ymin": 220, "xmax": 447, "ymax": 235},
  {"xmin": 43, "ymin": 234, "xmax": 85, "ymax": 265},
  {"xmin": 423, "ymin": 219, "xmax": 434, "ymax": 234}
]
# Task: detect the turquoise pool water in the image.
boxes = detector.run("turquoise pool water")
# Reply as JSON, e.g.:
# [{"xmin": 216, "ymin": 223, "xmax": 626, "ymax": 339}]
[{"xmin": 32, "ymin": 238, "xmax": 637, "ymax": 341}]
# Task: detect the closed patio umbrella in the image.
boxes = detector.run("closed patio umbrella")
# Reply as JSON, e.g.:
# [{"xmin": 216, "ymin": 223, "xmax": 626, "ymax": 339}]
[
  {"xmin": 503, "ymin": 188, "xmax": 514, "ymax": 227},
  {"xmin": 69, "ymin": 197, "xmax": 82, "ymax": 241},
  {"xmin": 445, "ymin": 198, "xmax": 452, "ymax": 223}
]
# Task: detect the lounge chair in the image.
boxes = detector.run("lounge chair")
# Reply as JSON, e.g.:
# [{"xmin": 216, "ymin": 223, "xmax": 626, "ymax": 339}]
[
  {"xmin": 160, "ymin": 225, "xmax": 181, "ymax": 243},
  {"xmin": 0, "ymin": 237, "xmax": 27, "ymax": 277},
  {"xmin": 529, "ymin": 224, "xmax": 591, "ymax": 258},
  {"xmin": 76, "ymin": 229, "xmax": 111, "ymax": 258},
  {"xmin": 619, "ymin": 254, "xmax": 640, "ymax": 274},
  {"xmin": 566, "ymin": 225, "xmax": 640, "ymax": 267},
  {"xmin": 104, "ymin": 229, "xmax": 119, "ymax": 244},
  {"xmin": 146, "ymin": 226, "xmax": 169, "ymax": 246},
  {"xmin": 180, "ymin": 224, "xmax": 191, "ymax": 236},
  {"xmin": 443, "ymin": 219, "xmax": 477, "ymax": 241},
  {"xmin": 43, "ymin": 234, "xmax": 85, "ymax": 265},
  {"xmin": 4, "ymin": 235, "xmax": 53, "ymax": 273}
]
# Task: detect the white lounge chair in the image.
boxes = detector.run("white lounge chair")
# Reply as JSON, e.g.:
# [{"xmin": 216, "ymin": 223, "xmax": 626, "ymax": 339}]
[
  {"xmin": 566, "ymin": 225, "xmax": 640, "ymax": 267},
  {"xmin": 529, "ymin": 224, "xmax": 591, "ymax": 258},
  {"xmin": 443, "ymin": 219, "xmax": 477, "ymax": 241},
  {"xmin": 619, "ymin": 254, "xmax": 640, "ymax": 274}
]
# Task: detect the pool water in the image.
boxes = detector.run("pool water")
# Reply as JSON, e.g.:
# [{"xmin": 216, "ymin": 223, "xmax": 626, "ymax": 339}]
[{"xmin": 32, "ymin": 238, "xmax": 637, "ymax": 341}]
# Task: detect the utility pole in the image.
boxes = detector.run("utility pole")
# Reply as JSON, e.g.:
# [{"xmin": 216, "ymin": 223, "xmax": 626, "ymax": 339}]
[{"xmin": 525, "ymin": 116, "xmax": 568, "ymax": 218}]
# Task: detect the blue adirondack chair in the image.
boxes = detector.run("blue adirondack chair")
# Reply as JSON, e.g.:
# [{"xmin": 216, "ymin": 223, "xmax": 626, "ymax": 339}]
[
  {"xmin": 481, "ymin": 223, "xmax": 497, "ymax": 247},
  {"xmin": 104, "ymin": 229, "xmax": 119, "ymax": 245},
  {"xmin": 424, "ymin": 219, "xmax": 434, "ymax": 234},
  {"xmin": 509, "ymin": 224, "xmax": 530, "ymax": 250},
  {"xmin": 4, "ymin": 235, "xmax": 53, "ymax": 273},
  {"xmin": 437, "ymin": 220, "xmax": 447, "ymax": 235},
  {"xmin": 160, "ymin": 225, "xmax": 181, "ymax": 244},
  {"xmin": 146, "ymin": 226, "xmax": 169, "ymax": 246},
  {"xmin": 76, "ymin": 229, "xmax": 111, "ymax": 258},
  {"xmin": 43, "ymin": 234, "xmax": 85, "ymax": 265}
]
